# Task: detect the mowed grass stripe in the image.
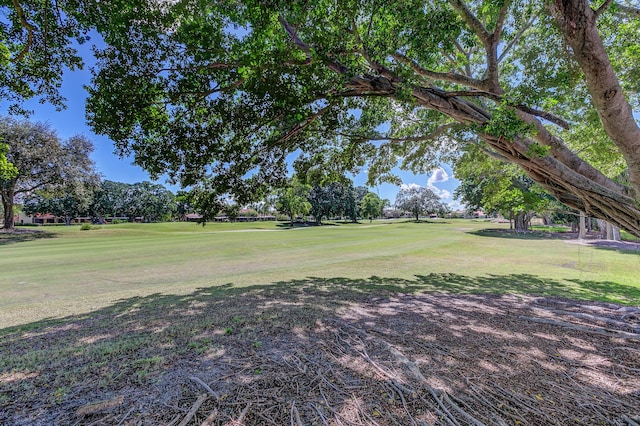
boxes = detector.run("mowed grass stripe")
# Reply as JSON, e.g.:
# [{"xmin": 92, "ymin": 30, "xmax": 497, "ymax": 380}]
[{"xmin": 1, "ymin": 220, "xmax": 639, "ymax": 328}]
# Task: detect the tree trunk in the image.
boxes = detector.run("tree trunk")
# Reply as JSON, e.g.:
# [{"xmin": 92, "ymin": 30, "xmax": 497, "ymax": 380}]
[
  {"xmin": 605, "ymin": 222, "xmax": 622, "ymax": 241},
  {"xmin": 289, "ymin": 214, "xmax": 294, "ymax": 227},
  {"xmin": 579, "ymin": 211, "xmax": 586, "ymax": 239},
  {"xmin": 551, "ymin": 0, "xmax": 640, "ymax": 197},
  {"xmin": 612, "ymin": 226, "xmax": 621, "ymax": 242},
  {"xmin": 1, "ymin": 189, "xmax": 15, "ymax": 230},
  {"xmin": 514, "ymin": 212, "xmax": 527, "ymax": 232}
]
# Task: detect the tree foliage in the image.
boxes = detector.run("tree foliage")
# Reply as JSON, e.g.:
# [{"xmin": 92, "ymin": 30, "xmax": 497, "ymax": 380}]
[
  {"xmin": 23, "ymin": 182, "xmax": 97, "ymax": 225},
  {"xmin": 275, "ymin": 178, "xmax": 311, "ymax": 226},
  {"xmin": 123, "ymin": 181, "xmax": 176, "ymax": 222},
  {"xmin": 91, "ymin": 180, "xmax": 176, "ymax": 222},
  {"xmin": 307, "ymin": 181, "xmax": 362, "ymax": 224},
  {"xmin": 395, "ymin": 184, "xmax": 445, "ymax": 221},
  {"xmin": 0, "ymin": 117, "xmax": 98, "ymax": 229},
  {"xmin": 0, "ymin": 143, "xmax": 18, "ymax": 180},
  {"xmin": 0, "ymin": 0, "xmax": 92, "ymax": 113},
  {"xmin": 90, "ymin": 180, "xmax": 130, "ymax": 220},
  {"xmin": 454, "ymin": 145, "xmax": 549, "ymax": 231},
  {"xmin": 361, "ymin": 192, "xmax": 384, "ymax": 222},
  {"xmin": 6, "ymin": 1, "xmax": 640, "ymax": 236}
]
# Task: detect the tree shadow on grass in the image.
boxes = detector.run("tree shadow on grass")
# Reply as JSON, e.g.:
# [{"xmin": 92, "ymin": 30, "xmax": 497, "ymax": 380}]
[
  {"xmin": 396, "ymin": 219, "xmax": 451, "ymax": 224},
  {"xmin": 471, "ymin": 228, "xmax": 640, "ymax": 254},
  {"xmin": 1, "ymin": 273, "xmax": 639, "ymax": 425},
  {"xmin": 0, "ymin": 229, "xmax": 56, "ymax": 245},
  {"xmin": 470, "ymin": 228, "xmax": 578, "ymax": 241},
  {"xmin": 572, "ymin": 239, "xmax": 640, "ymax": 254},
  {"xmin": 274, "ymin": 221, "xmax": 319, "ymax": 228}
]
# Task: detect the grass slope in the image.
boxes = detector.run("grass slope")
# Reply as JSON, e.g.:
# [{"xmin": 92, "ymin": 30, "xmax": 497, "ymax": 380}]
[{"xmin": 1, "ymin": 220, "xmax": 639, "ymax": 328}]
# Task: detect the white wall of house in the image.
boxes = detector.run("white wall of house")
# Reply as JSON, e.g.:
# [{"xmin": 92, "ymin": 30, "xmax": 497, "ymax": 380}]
[{"xmin": 15, "ymin": 211, "xmax": 35, "ymax": 225}]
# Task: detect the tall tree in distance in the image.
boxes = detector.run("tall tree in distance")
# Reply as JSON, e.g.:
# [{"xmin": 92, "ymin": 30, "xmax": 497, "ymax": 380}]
[
  {"xmin": 395, "ymin": 184, "xmax": 445, "ymax": 222},
  {"xmin": 361, "ymin": 192, "xmax": 384, "ymax": 223},
  {"xmin": 124, "ymin": 181, "xmax": 177, "ymax": 222},
  {"xmin": 90, "ymin": 180, "xmax": 129, "ymax": 222},
  {"xmin": 275, "ymin": 178, "xmax": 311, "ymax": 227},
  {"xmin": 0, "ymin": 117, "xmax": 97, "ymax": 229}
]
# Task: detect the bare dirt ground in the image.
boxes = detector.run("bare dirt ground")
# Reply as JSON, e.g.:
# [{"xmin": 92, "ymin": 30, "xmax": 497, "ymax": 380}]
[{"xmin": 2, "ymin": 281, "xmax": 639, "ymax": 426}]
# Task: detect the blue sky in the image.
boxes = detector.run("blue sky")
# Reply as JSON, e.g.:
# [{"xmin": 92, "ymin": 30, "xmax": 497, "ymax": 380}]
[{"xmin": 4, "ymin": 40, "xmax": 461, "ymax": 209}]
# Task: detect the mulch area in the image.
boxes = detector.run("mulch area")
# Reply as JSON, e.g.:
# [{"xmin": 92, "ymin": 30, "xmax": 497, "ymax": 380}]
[{"xmin": 2, "ymin": 284, "xmax": 639, "ymax": 426}]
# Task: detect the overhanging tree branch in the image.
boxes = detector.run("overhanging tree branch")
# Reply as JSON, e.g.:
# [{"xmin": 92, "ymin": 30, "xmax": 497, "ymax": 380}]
[
  {"xmin": 493, "ymin": 0, "xmax": 513, "ymax": 41},
  {"xmin": 337, "ymin": 123, "xmax": 459, "ymax": 144},
  {"xmin": 11, "ymin": 0, "xmax": 36, "ymax": 62},
  {"xmin": 498, "ymin": 14, "xmax": 538, "ymax": 63},
  {"xmin": 448, "ymin": 0, "xmax": 490, "ymax": 43},
  {"xmin": 392, "ymin": 53, "xmax": 487, "ymax": 90},
  {"xmin": 441, "ymin": 90, "xmax": 570, "ymax": 129},
  {"xmin": 595, "ymin": 0, "xmax": 615, "ymax": 17},
  {"xmin": 551, "ymin": 0, "xmax": 640, "ymax": 197},
  {"xmin": 612, "ymin": 2, "xmax": 640, "ymax": 17},
  {"xmin": 278, "ymin": 15, "xmax": 348, "ymax": 75}
]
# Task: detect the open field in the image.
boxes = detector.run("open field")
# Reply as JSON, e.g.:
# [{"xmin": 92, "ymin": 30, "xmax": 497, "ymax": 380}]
[
  {"xmin": 2, "ymin": 219, "xmax": 639, "ymax": 327},
  {"xmin": 1, "ymin": 220, "xmax": 639, "ymax": 425}
]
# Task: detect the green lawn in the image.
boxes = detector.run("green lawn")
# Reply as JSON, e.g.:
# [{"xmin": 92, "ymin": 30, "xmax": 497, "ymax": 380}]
[{"xmin": 1, "ymin": 219, "xmax": 639, "ymax": 328}]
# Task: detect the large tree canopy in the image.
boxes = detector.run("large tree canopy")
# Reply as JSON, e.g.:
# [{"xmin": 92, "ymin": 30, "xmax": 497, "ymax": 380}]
[
  {"xmin": 395, "ymin": 184, "xmax": 445, "ymax": 221},
  {"xmin": 0, "ymin": 0, "xmax": 92, "ymax": 113},
  {"xmin": 84, "ymin": 0, "xmax": 640, "ymax": 236},
  {"xmin": 454, "ymin": 145, "xmax": 550, "ymax": 231},
  {"xmin": 0, "ymin": 117, "xmax": 97, "ymax": 229}
]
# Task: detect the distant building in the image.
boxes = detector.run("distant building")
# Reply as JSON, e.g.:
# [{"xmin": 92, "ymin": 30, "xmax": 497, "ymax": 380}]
[{"xmin": 185, "ymin": 213, "xmax": 203, "ymax": 222}]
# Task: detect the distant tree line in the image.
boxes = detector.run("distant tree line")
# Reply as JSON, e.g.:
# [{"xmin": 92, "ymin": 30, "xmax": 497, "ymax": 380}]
[
  {"xmin": 0, "ymin": 116, "xmax": 183, "ymax": 228},
  {"xmin": 274, "ymin": 179, "xmax": 385, "ymax": 226},
  {"xmin": 22, "ymin": 180, "xmax": 179, "ymax": 224},
  {"xmin": 1, "ymin": 117, "xmax": 445, "ymax": 229}
]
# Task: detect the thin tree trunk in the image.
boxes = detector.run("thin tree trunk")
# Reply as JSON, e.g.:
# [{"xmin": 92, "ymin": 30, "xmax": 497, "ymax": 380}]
[
  {"xmin": 606, "ymin": 222, "xmax": 621, "ymax": 241},
  {"xmin": 1, "ymin": 190, "xmax": 15, "ymax": 230},
  {"xmin": 579, "ymin": 211, "xmax": 586, "ymax": 239},
  {"xmin": 597, "ymin": 219, "xmax": 606, "ymax": 238}
]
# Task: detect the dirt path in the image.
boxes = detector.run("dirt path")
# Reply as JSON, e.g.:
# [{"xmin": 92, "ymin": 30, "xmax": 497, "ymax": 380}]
[{"xmin": 2, "ymin": 288, "xmax": 639, "ymax": 425}]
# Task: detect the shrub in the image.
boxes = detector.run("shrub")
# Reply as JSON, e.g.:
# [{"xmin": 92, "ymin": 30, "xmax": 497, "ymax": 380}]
[{"xmin": 80, "ymin": 223, "xmax": 92, "ymax": 231}]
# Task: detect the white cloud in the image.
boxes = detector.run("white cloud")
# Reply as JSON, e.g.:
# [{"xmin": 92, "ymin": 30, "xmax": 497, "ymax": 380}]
[
  {"xmin": 447, "ymin": 200, "xmax": 465, "ymax": 211},
  {"xmin": 427, "ymin": 167, "xmax": 449, "ymax": 184},
  {"xmin": 439, "ymin": 189, "xmax": 451, "ymax": 200},
  {"xmin": 400, "ymin": 183, "xmax": 422, "ymax": 191},
  {"xmin": 426, "ymin": 183, "xmax": 450, "ymax": 200}
]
